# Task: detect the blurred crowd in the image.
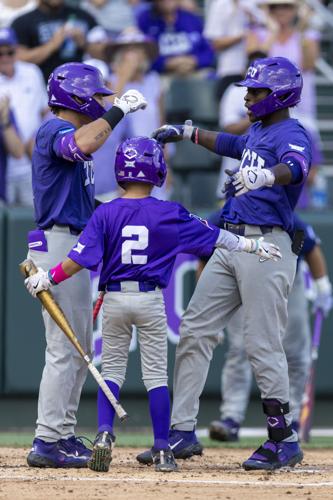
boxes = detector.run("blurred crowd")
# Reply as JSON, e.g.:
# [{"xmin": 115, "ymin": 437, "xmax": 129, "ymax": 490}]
[{"xmin": 0, "ymin": 0, "xmax": 331, "ymax": 209}]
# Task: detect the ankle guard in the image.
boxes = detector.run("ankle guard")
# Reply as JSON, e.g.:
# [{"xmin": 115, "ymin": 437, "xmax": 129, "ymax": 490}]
[{"xmin": 262, "ymin": 399, "xmax": 292, "ymax": 441}]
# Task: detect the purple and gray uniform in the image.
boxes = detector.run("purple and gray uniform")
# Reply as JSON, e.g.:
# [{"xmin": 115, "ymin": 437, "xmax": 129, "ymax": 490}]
[
  {"xmin": 28, "ymin": 117, "xmax": 95, "ymax": 443},
  {"xmin": 66, "ymin": 195, "xmax": 241, "ymax": 447},
  {"xmin": 68, "ymin": 197, "xmax": 219, "ymax": 289},
  {"xmin": 170, "ymin": 118, "xmax": 312, "ymax": 443}
]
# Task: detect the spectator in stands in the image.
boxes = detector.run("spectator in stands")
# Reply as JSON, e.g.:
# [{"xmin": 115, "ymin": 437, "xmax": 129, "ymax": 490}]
[
  {"xmin": 81, "ymin": 0, "xmax": 137, "ymax": 35},
  {"xmin": 0, "ymin": 96, "xmax": 25, "ymax": 205},
  {"xmin": 137, "ymin": 0, "xmax": 214, "ymax": 75},
  {"xmin": 0, "ymin": 27, "xmax": 48, "ymax": 206},
  {"xmin": 11, "ymin": 0, "xmax": 99, "ymax": 82},
  {"xmin": 86, "ymin": 29, "xmax": 171, "ymax": 200},
  {"xmin": 179, "ymin": 0, "xmax": 200, "ymax": 12},
  {"xmin": 248, "ymin": 0, "xmax": 320, "ymax": 125},
  {"xmin": 204, "ymin": 0, "xmax": 249, "ymax": 99},
  {"xmin": 0, "ymin": 0, "xmax": 36, "ymax": 29}
]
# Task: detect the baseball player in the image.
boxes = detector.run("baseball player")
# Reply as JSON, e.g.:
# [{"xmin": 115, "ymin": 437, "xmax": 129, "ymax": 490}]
[
  {"xmin": 138, "ymin": 56, "xmax": 313, "ymax": 471},
  {"xmin": 26, "ymin": 61, "xmax": 147, "ymax": 468},
  {"xmin": 209, "ymin": 214, "xmax": 333, "ymax": 442},
  {"xmin": 25, "ymin": 136, "xmax": 281, "ymax": 473}
]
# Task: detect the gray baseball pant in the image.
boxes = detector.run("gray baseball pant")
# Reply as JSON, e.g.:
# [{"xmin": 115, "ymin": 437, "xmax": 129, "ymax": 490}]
[
  {"xmin": 171, "ymin": 226, "xmax": 297, "ymax": 430},
  {"xmin": 101, "ymin": 285, "xmax": 168, "ymax": 391},
  {"xmin": 220, "ymin": 268, "xmax": 311, "ymax": 423},
  {"xmin": 29, "ymin": 226, "xmax": 93, "ymax": 442}
]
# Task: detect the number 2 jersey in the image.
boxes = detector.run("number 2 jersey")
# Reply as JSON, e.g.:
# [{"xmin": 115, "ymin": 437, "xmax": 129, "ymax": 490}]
[{"xmin": 68, "ymin": 197, "xmax": 220, "ymax": 289}]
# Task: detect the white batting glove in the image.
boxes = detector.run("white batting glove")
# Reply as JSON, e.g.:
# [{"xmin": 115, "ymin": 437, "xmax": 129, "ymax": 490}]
[
  {"xmin": 238, "ymin": 236, "xmax": 282, "ymax": 261},
  {"xmin": 24, "ymin": 267, "xmax": 53, "ymax": 298},
  {"xmin": 113, "ymin": 89, "xmax": 147, "ymax": 115},
  {"xmin": 232, "ymin": 166, "xmax": 275, "ymax": 196},
  {"xmin": 152, "ymin": 120, "xmax": 194, "ymax": 144},
  {"xmin": 313, "ymin": 276, "xmax": 333, "ymax": 317}
]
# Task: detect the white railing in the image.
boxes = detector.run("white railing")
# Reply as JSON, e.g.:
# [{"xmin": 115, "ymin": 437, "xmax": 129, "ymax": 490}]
[
  {"xmin": 305, "ymin": 0, "xmax": 333, "ymax": 27},
  {"xmin": 316, "ymin": 58, "xmax": 333, "ymax": 83}
]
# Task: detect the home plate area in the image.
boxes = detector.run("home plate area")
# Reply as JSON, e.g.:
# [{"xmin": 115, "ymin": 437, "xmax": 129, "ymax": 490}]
[{"xmin": 0, "ymin": 447, "xmax": 333, "ymax": 500}]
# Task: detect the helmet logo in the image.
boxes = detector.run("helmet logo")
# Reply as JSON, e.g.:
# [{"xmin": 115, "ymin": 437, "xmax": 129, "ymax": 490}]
[
  {"xmin": 124, "ymin": 147, "xmax": 137, "ymax": 160},
  {"xmin": 125, "ymin": 160, "xmax": 135, "ymax": 168},
  {"xmin": 247, "ymin": 66, "xmax": 258, "ymax": 78}
]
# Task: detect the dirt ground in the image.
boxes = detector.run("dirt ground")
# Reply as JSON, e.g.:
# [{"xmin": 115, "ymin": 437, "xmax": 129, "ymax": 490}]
[{"xmin": 0, "ymin": 447, "xmax": 333, "ymax": 500}]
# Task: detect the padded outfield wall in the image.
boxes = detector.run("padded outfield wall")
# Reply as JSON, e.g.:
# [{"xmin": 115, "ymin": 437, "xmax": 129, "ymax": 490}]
[{"xmin": 0, "ymin": 207, "xmax": 332, "ymax": 396}]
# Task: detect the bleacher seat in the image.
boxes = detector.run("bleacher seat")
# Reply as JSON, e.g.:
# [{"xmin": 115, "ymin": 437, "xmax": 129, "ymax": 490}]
[{"xmin": 166, "ymin": 78, "xmax": 219, "ymax": 125}]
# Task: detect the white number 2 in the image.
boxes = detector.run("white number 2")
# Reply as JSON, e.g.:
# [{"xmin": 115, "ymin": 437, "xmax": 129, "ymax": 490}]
[{"xmin": 121, "ymin": 225, "xmax": 149, "ymax": 264}]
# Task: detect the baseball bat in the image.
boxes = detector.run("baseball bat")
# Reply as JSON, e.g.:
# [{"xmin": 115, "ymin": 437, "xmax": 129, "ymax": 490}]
[
  {"xmin": 93, "ymin": 292, "xmax": 105, "ymax": 322},
  {"xmin": 299, "ymin": 309, "xmax": 323, "ymax": 442},
  {"xmin": 20, "ymin": 259, "xmax": 128, "ymax": 422}
]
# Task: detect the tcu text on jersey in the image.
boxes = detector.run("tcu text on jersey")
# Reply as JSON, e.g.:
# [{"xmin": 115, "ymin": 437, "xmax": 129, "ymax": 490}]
[{"xmin": 239, "ymin": 148, "xmax": 265, "ymax": 170}]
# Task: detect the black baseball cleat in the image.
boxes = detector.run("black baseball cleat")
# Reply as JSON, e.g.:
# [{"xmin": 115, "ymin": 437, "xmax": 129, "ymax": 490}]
[
  {"xmin": 88, "ymin": 431, "xmax": 115, "ymax": 472},
  {"xmin": 136, "ymin": 429, "xmax": 203, "ymax": 465},
  {"xmin": 209, "ymin": 418, "xmax": 240, "ymax": 442},
  {"xmin": 152, "ymin": 448, "xmax": 178, "ymax": 472}
]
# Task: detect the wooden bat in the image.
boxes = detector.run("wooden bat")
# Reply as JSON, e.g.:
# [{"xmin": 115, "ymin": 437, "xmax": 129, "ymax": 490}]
[
  {"xmin": 20, "ymin": 259, "xmax": 128, "ymax": 422},
  {"xmin": 93, "ymin": 292, "xmax": 105, "ymax": 322},
  {"xmin": 299, "ymin": 309, "xmax": 323, "ymax": 442}
]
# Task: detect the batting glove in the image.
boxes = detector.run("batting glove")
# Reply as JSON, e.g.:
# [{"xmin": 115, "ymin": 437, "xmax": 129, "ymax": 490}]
[
  {"xmin": 231, "ymin": 166, "xmax": 275, "ymax": 197},
  {"xmin": 313, "ymin": 276, "xmax": 333, "ymax": 317},
  {"xmin": 238, "ymin": 236, "xmax": 282, "ymax": 261},
  {"xmin": 223, "ymin": 166, "xmax": 240, "ymax": 198},
  {"xmin": 151, "ymin": 120, "xmax": 194, "ymax": 144},
  {"xmin": 113, "ymin": 89, "xmax": 147, "ymax": 115},
  {"xmin": 25, "ymin": 267, "xmax": 53, "ymax": 298}
]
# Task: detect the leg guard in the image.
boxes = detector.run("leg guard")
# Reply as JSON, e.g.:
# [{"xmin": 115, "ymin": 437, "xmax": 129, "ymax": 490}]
[{"xmin": 263, "ymin": 399, "xmax": 292, "ymax": 442}]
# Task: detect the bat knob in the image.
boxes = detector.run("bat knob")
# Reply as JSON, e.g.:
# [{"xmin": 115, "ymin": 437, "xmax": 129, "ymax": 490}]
[{"xmin": 120, "ymin": 413, "xmax": 129, "ymax": 423}]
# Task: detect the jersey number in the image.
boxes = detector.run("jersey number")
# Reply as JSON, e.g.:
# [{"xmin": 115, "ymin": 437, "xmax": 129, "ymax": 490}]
[{"xmin": 121, "ymin": 225, "xmax": 148, "ymax": 264}]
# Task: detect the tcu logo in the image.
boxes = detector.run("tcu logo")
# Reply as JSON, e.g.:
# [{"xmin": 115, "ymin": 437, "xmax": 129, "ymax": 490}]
[
  {"xmin": 240, "ymin": 148, "xmax": 265, "ymax": 170},
  {"xmin": 247, "ymin": 66, "xmax": 258, "ymax": 78}
]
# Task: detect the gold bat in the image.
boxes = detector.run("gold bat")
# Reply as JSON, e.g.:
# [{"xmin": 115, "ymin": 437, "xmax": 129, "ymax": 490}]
[{"xmin": 20, "ymin": 259, "xmax": 128, "ymax": 422}]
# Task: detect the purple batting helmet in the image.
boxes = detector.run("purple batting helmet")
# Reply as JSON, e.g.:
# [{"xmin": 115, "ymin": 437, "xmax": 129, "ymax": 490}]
[
  {"xmin": 236, "ymin": 56, "xmax": 303, "ymax": 118},
  {"xmin": 47, "ymin": 62, "xmax": 114, "ymax": 120},
  {"xmin": 115, "ymin": 137, "xmax": 167, "ymax": 187}
]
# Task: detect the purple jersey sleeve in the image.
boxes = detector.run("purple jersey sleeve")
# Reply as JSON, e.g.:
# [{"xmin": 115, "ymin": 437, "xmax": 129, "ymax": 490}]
[
  {"xmin": 214, "ymin": 132, "xmax": 246, "ymax": 160},
  {"xmin": 277, "ymin": 128, "xmax": 312, "ymax": 183},
  {"xmin": 68, "ymin": 206, "xmax": 105, "ymax": 270},
  {"xmin": 176, "ymin": 204, "xmax": 219, "ymax": 257},
  {"xmin": 52, "ymin": 127, "xmax": 91, "ymax": 162}
]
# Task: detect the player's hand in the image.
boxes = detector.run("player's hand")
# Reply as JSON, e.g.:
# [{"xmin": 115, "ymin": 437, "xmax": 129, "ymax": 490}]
[
  {"xmin": 25, "ymin": 268, "xmax": 53, "ymax": 298},
  {"xmin": 152, "ymin": 120, "xmax": 194, "ymax": 144},
  {"xmin": 313, "ymin": 276, "xmax": 333, "ymax": 317},
  {"xmin": 241, "ymin": 236, "xmax": 282, "ymax": 261},
  {"xmin": 113, "ymin": 89, "xmax": 147, "ymax": 115},
  {"xmin": 223, "ymin": 167, "xmax": 239, "ymax": 198},
  {"xmin": 231, "ymin": 166, "xmax": 275, "ymax": 196}
]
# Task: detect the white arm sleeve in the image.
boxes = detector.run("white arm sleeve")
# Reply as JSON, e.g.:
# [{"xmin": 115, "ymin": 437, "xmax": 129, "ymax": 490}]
[{"xmin": 215, "ymin": 230, "xmax": 253, "ymax": 253}]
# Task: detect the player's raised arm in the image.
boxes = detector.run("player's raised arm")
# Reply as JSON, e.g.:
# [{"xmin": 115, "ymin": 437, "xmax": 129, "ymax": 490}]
[
  {"xmin": 151, "ymin": 120, "xmax": 245, "ymax": 157},
  {"xmin": 47, "ymin": 63, "xmax": 147, "ymax": 157},
  {"xmin": 74, "ymin": 88, "xmax": 147, "ymax": 155}
]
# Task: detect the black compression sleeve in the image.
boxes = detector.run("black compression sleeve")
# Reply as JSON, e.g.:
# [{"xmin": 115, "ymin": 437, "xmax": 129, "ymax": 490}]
[{"xmin": 101, "ymin": 106, "xmax": 124, "ymax": 129}]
